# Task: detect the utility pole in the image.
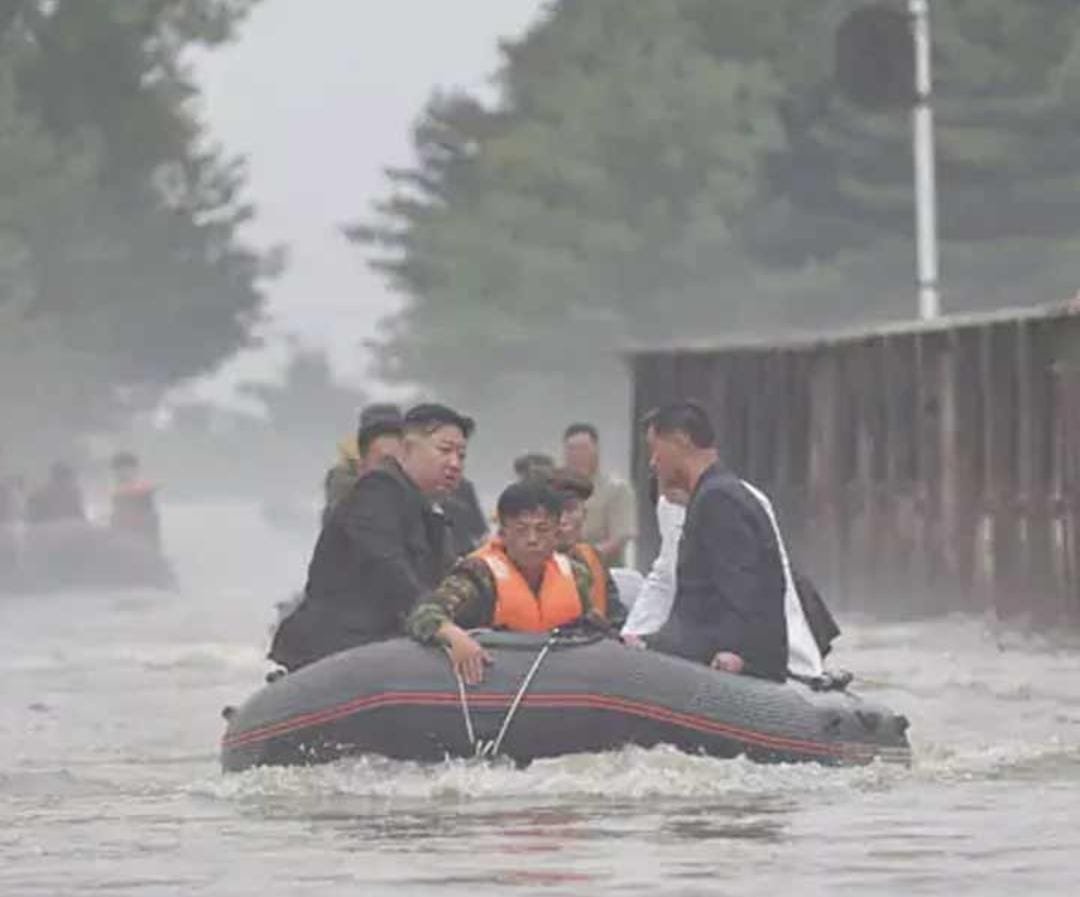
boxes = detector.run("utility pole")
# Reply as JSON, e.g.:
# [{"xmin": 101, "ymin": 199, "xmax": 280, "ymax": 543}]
[{"xmin": 910, "ymin": 0, "xmax": 940, "ymax": 320}]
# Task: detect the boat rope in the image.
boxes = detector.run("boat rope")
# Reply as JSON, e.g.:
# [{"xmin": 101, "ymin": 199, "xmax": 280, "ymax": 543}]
[
  {"xmin": 481, "ymin": 632, "xmax": 556, "ymax": 759},
  {"xmin": 446, "ymin": 647, "xmax": 478, "ymax": 752},
  {"xmin": 448, "ymin": 630, "xmax": 559, "ymax": 760}
]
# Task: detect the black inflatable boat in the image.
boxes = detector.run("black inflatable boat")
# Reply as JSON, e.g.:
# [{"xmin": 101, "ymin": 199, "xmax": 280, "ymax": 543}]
[
  {"xmin": 221, "ymin": 630, "xmax": 910, "ymax": 771},
  {"xmin": 3, "ymin": 520, "xmax": 176, "ymax": 592}
]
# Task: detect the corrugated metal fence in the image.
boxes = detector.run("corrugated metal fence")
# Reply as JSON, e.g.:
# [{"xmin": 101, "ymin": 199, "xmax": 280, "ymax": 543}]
[{"xmin": 629, "ymin": 305, "xmax": 1080, "ymax": 623}]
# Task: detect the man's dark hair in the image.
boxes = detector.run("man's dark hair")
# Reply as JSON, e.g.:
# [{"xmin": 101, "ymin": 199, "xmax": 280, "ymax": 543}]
[
  {"xmin": 111, "ymin": 451, "xmax": 139, "ymax": 470},
  {"xmin": 644, "ymin": 400, "xmax": 716, "ymax": 449},
  {"xmin": 512, "ymin": 452, "xmax": 555, "ymax": 480},
  {"xmin": 356, "ymin": 403, "xmax": 404, "ymax": 454},
  {"xmin": 496, "ymin": 480, "xmax": 563, "ymax": 523},
  {"xmin": 403, "ymin": 403, "xmax": 475, "ymax": 438},
  {"xmin": 546, "ymin": 467, "xmax": 593, "ymax": 502},
  {"xmin": 563, "ymin": 422, "xmax": 599, "ymax": 443}
]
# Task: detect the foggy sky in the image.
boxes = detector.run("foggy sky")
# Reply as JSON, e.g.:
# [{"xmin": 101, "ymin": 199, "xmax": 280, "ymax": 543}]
[{"xmin": 192, "ymin": 0, "xmax": 544, "ymax": 394}]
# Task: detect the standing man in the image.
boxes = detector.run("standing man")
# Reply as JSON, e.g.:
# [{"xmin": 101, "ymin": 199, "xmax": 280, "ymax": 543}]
[
  {"xmin": 270, "ymin": 403, "xmax": 474, "ymax": 671},
  {"xmin": 109, "ymin": 451, "xmax": 162, "ymax": 547},
  {"xmin": 443, "ymin": 477, "xmax": 488, "ymax": 558},
  {"xmin": 547, "ymin": 467, "xmax": 625, "ymax": 627},
  {"xmin": 322, "ymin": 403, "xmax": 404, "ymax": 521},
  {"xmin": 562, "ymin": 422, "xmax": 636, "ymax": 566},
  {"xmin": 643, "ymin": 401, "xmax": 823, "ymax": 682},
  {"xmin": 25, "ymin": 462, "xmax": 86, "ymax": 525}
]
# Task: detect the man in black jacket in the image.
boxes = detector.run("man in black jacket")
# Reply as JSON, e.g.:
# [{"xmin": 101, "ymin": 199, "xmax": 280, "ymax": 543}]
[
  {"xmin": 269, "ymin": 403, "xmax": 474, "ymax": 671},
  {"xmin": 642, "ymin": 401, "xmax": 789, "ymax": 681}
]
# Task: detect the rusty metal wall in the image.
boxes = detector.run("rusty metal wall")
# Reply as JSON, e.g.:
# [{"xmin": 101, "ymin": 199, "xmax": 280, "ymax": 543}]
[{"xmin": 629, "ymin": 308, "xmax": 1080, "ymax": 623}]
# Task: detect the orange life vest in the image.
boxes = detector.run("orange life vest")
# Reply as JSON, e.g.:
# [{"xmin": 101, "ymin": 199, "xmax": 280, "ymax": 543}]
[
  {"xmin": 571, "ymin": 542, "xmax": 608, "ymax": 618},
  {"xmin": 472, "ymin": 540, "xmax": 584, "ymax": 633}
]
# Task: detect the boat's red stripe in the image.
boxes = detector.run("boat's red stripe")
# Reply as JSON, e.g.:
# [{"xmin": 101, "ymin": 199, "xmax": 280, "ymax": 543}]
[{"xmin": 221, "ymin": 689, "xmax": 854, "ymax": 758}]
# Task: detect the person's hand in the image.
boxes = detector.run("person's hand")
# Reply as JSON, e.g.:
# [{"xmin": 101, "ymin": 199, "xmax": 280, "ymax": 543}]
[
  {"xmin": 442, "ymin": 624, "xmax": 492, "ymax": 685},
  {"xmin": 622, "ymin": 633, "xmax": 647, "ymax": 649},
  {"xmin": 710, "ymin": 651, "xmax": 744, "ymax": 674}
]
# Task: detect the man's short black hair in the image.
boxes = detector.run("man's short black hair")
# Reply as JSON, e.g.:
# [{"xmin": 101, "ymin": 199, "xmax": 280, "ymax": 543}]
[
  {"xmin": 403, "ymin": 403, "xmax": 475, "ymax": 438},
  {"xmin": 644, "ymin": 400, "xmax": 716, "ymax": 449},
  {"xmin": 111, "ymin": 451, "xmax": 139, "ymax": 470},
  {"xmin": 356, "ymin": 403, "xmax": 404, "ymax": 454},
  {"xmin": 496, "ymin": 480, "xmax": 563, "ymax": 523},
  {"xmin": 546, "ymin": 467, "xmax": 593, "ymax": 502},
  {"xmin": 512, "ymin": 452, "xmax": 555, "ymax": 479},
  {"xmin": 563, "ymin": 422, "xmax": 599, "ymax": 443}
]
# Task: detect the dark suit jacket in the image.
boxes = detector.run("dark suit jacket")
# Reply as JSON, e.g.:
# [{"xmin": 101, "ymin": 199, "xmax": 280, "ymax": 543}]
[
  {"xmin": 270, "ymin": 459, "xmax": 455, "ymax": 670},
  {"xmin": 648, "ymin": 464, "xmax": 788, "ymax": 681}
]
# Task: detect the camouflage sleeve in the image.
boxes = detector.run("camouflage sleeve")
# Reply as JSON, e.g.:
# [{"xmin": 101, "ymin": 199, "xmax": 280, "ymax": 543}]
[{"xmin": 406, "ymin": 557, "xmax": 497, "ymax": 643}]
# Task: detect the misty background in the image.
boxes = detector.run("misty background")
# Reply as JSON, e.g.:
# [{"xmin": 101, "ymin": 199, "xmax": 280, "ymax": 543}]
[{"xmin": 3, "ymin": 0, "xmax": 1080, "ymax": 514}]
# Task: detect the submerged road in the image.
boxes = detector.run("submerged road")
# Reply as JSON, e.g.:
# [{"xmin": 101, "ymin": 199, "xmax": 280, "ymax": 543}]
[{"xmin": 2, "ymin": 502, "xmax": 1078, "ymax": 896}]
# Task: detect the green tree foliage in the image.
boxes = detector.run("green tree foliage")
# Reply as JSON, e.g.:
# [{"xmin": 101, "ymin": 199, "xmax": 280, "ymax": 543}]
[
  {"xmin": 0, "ymin": 0, "xmax": 274, "ymax": 462},
  {"xmin": 354, "ymin": 0, "xmax": 1080, "ymax": 465}
]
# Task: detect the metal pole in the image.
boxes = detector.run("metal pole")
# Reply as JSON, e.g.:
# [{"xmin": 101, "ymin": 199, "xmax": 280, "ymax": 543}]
[{"xmin": 910, "ymin": 0, "xmax": 940, "ymax": 320}]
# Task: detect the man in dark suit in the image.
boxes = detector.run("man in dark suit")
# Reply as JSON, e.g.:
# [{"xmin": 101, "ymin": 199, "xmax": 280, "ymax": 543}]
[
  {"xmin": 642, "ymin": 401, "xmax": 789, "ymax": 681},
  {"xmin": 270, "ymin": 403, "xmax": 474, "ymax": 671}
]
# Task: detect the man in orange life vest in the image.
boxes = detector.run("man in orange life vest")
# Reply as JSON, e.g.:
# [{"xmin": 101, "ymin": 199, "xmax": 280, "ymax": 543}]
[
  {"xmin": 546, "ymin": 467, "xmax": 627, "ymax": 630},
  {"xmin": 110, "ymin": 452, "xmax": 161, "ymax": 547},
  {"xmin": 407, "ymin": 480, "xmax": 597, "ymax": 684}
]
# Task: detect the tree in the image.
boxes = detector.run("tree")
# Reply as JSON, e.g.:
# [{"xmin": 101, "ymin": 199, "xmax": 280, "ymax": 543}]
[
  {"xmin": 0, "ymin": 1, "xmax": 274, "ymax": 463},
  {"xmin": 353, "ymin": 1, "xmax": 784, "ymax": 464},
  {"xmin": 353, "ymin": 0, "xmax": 1080, "ymax": 469}
]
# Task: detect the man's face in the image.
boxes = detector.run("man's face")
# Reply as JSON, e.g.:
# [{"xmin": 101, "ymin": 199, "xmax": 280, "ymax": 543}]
[
  {"xmin": 557, "ymin": 496, "xmax": 586, "ymax": 551},
  {"xmin": 359, "ymin": 434, "xmax": 403, "ymax": 474},
  {"xmin": 500, "ymin": 509, "xmax": 559, "ymax": 572},
  {"xmin": 403, "ymin": 424, "xmax": 467, "ymax": 497},
  {"xmin": 647, "ymin": 425, "xmax": 687, "ymax": 494},
  {"xmin": 563, "ymin": 433, "xmax": 598, "ymax": 478}
]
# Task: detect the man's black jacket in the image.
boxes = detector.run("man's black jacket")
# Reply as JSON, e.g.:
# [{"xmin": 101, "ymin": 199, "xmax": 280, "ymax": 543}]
[
  {"xmin": 648, "ymin": 463, "xmax": 788, "ymax": 681},
  {"xmin": 270, "ymin": 459, "xmax": 455, "ymax": 670}
]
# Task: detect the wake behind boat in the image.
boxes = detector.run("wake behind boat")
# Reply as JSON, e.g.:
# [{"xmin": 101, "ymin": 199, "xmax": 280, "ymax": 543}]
[{"xmin": 221, "ymin": 630, "xmax": 910, "ymax": 772}]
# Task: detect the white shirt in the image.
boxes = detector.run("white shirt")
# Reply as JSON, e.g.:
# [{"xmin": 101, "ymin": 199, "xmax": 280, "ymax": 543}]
[
  {"xmin": 620, "ymin": 496, "xmax": 685, "ymax": 637},
  {"xmin": 739, "ymin": 480, "xmax": 824, "ymax": 678},
  {"xmin": 620, "ymin": 482, "xmax": 825, "ymax": 679}
]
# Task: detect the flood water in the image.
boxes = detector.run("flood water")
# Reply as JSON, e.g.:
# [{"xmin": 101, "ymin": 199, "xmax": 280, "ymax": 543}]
[{"xmin": 2, "ymin": 502, "xmax": 1079, "ymax": 896}]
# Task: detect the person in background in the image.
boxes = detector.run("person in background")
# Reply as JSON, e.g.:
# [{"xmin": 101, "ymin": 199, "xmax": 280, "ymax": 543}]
[
  {"xmin": 512, "ymin": 452, "xmax": 556, "ymax": 483},
  {"xmin": 109, "ymin": 451, "xmax": 162, "ymax": 546},
  {"xmin": 642, "ymin": 401, "xmax": 823, "ymax": 682},
  {"xmin": 443, "ymin": 476, "xmax": 488, "ymax": 557},
  {"xmin": 562, "ymin": 423, "xmax": 637, "ymax": 566},
  {"xmin": 621, "ymin": 476, "xmax": 688, "ymax": 640},
  {"xmin": 270, "ymin": 403, "xmax": 473, "ymax": 671},
  {"xmin": 322, "ymin": 403, "xmax": 404, "ymax": 522},
  {"xmin": 25, "ymin": 462, "xmax": 86, "ymax": 525},
  {"xmin": 547, "ymin": 467, "xmax": 626, "ymax": 628},
  {"xmin": 408, "ymin": 480, "xmax": 595, "ymax": 684}
]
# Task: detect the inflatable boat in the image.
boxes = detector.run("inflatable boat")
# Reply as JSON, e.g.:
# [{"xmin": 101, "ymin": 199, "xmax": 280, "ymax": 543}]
[
  {"xmin": 4, "ymin": 520, "xmax": 175, "ymax": 592},
  {"xmin": 221, "ymin": 630, "xmax": 910, "ymax": 772}
]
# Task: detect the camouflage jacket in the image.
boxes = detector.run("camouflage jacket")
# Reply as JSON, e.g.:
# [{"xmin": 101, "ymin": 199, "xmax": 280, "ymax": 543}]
[{"xmin": 408, "ymin": 553, "xmax": 594, "ymax": 643}]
